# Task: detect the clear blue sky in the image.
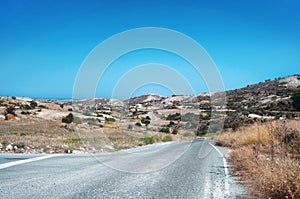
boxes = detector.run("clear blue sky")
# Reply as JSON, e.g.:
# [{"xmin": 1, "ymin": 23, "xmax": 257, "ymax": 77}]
[{"xmin": 0, "ymin": 0, "xmax": 299, "ymax": 99}]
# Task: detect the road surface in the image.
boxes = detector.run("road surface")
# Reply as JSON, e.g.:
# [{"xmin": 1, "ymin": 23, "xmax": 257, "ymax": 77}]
[{"xmin": 0, "ymin": 140, "xmax": 249, "ymax": 199}]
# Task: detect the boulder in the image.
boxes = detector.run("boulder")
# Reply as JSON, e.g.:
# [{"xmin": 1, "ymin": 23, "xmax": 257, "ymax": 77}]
[
  {"xmin": 5, "ymin": 114, "xmax": 16, "ymax": 121},
  {"xmin": 6, "ymin": 144, "xmax": 13, "ymax": 151}
]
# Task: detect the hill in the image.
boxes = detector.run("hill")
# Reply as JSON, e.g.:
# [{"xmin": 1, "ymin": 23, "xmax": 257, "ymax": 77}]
[{"xmin": 0, "ymin": 74, "xmax": 299, "ymax": 153}]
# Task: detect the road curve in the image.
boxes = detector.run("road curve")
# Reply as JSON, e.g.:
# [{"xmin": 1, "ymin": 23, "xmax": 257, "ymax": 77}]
[{"xmin": 0, "ymin": 140, "xmax": 250, "ymax": 199}]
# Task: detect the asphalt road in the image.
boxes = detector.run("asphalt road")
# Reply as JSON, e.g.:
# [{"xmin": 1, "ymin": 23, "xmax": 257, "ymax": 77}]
[{"xmin": 0, "ymin": 140, "xmax": 249, "ymax": 199}]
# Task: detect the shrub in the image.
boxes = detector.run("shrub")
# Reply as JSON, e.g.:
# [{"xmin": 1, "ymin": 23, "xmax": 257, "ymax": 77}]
[
  {"xmin": 135, "ymin": 122, "xmax": 142, "ymax": 127},
  {"xmin": 231, "ymin": 122, "xmax": 240, "ymax": 131},
  {"xmin": 38, "ymin": 105, "xmax": 47, "ymax": 109},
  {"xmin": 30, "ymin": 101, "xmax": 38, "ymax": 109},
  {"xmin": 159, "ymin": 127, "xmax": 170, "ymax": 133},
  {"xmin": 162, "ymin": 135, "xmax": 172, "ymax": 142},
  {"xmin": 105, "ymin": 117, "xmax": 116, "ymax": 123},
  {"xmin": 166, "ymin": 112, "xmax": 181, "ymax": 121},
  {"xmin": 168, "ymin": 121, "xmax": 175, "ymax": 127},
  {"xmin": 127, "ymin": 124, "xmax": 133, "ymax": 130},
  {"xmin": 5, "ymin": 106, "xmax": 16, "ymax": 116},
  {"xmin": 65, "ymin": 137, "xmax": 81, "ymax": 143},
  {"xmin": 292, "ymin": 90, "xmax": 300, "ymax": 111},
  {"xmin": 62, "ymin": 113, "xmax": 74, "ymax": 124},
  {"xmin": 17, "ymin": 141, "xmax": 25, "ymax": 148},
  {"xmin": 21, "ymin": 111, "xmax": 30, "ymax": 115},
  {"xmin": 142, "ymin": 136, "xmax": 155, "ymax": 145},
  {"xmin": 172, "ymin": 128, "xmax": 179, "ymax": 134},
  {"xmin": 83, "ymin": 110, "xmax": 92, "ymax": 116},
  {"xmin": 141, "ymin": 117, "xmax": 150, "ymax": 126},
  {"xmin": 86, "ymin": 118, "xmax": 101, "ymax": 126}
]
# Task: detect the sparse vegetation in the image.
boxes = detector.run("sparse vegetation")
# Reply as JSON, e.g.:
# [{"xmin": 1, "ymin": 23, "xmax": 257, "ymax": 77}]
[{"xmin": 1, "ymin": 74, "xmax": 299, "ymax": 163}]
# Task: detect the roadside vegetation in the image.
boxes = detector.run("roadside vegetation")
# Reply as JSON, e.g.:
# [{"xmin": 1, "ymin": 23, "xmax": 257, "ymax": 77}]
[{"xmin": 215, "ymin": 120, "xmax": 300, "ymax": 199}]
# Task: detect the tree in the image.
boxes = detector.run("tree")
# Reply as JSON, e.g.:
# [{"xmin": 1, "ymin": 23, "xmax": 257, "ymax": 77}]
[{"xmin": 292, "ymin": 90, "xmax": 300, "ymax": 111}]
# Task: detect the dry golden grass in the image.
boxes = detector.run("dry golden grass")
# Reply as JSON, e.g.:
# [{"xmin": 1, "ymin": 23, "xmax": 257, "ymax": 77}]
[
  {"xmin": 230, "ymin": 147, "xmax": 300, "ymax": 199},
  {"xmin": 0, "ymin": 119, "xmax": 72, "ymax": 143},
  {"xmin": 216, "ymin": 120, "xmax": 300, "ymax": 199},
  {"xmin": 216, "ymin": 120, "xmax": 300, "ymax": 148}
]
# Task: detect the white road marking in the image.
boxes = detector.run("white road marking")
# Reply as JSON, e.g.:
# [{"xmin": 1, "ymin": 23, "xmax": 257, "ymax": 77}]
[
  {"xmin": 0, "ymin": 154, "xmax": 63, "ymax": 170},
  {"xmin": 209, "ymin": 142, "xmax": 230, "ymax": 196}
]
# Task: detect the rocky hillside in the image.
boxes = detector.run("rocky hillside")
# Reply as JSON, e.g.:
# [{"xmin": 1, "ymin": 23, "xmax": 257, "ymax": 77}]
[{"xmin": 0, "ymin": 74, "xmax": 299, "ymax": 153}]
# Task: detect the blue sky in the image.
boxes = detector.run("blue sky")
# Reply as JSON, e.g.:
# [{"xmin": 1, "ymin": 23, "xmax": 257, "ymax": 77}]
[{"xmin": 0, "ymin": 0, "xmax": 299, "ymax": 99}]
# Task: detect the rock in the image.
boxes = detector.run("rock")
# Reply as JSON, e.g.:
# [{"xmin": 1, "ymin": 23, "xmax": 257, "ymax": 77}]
[
  {"xmin": 0, "ymin": 114, "xmax": 5, "ymax": 120},
  {"xmin": 5, "ymin": 114, "xmax": 16, "ymax": 121},
  {"xmin": 104, "ymin": 145, "xmax": 114, "ymax": 150},
  {"xmin": 0, "ymin": 143, "xmax": 3, "ymax": 149},
  {"xmin": 72, "ymin": 150, "xmax": 82, "ymax": 154},
  {"xmin": 6, "ymin": 144, "xmax": 13, "ymax": 151},
  {"xmin": 66, "ymin": 149, "xmax": 72, "ymax": 154}
]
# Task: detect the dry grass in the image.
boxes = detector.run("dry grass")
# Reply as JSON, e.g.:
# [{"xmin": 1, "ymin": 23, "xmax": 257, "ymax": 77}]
[
  {"xmin": 216, "ymin": 120, "xmax": 300, "ymax": 149},
  {"xmin": 230, "ymin": 147, "xmax": 300, "ymax": 199},
  {"xmin": 216, "ymin": 120, "xmax": 300, "ymax": 199},
  {"xmin": 0, "ymin": 119, "xmax": 76, "ymax": 147}
]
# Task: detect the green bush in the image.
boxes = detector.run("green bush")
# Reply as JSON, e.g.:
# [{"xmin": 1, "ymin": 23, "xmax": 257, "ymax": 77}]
[
  {"xmin": 162, "ymin": 135, "xmax": 172, "ymax": 142},
  {"xmin": 142, "ymin": 136, "xmax": 155, "ymax": 145},
  {"xmin": 105, "ymin": 117, "xmax": 116, "ymax": 123},
  {"xmin": 159, "ymin": 127, "xmax": 170, "ymax": 133},
  {"xmin": 65, "ymin": 137, "xmax": 81, "ymax": 143}
]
